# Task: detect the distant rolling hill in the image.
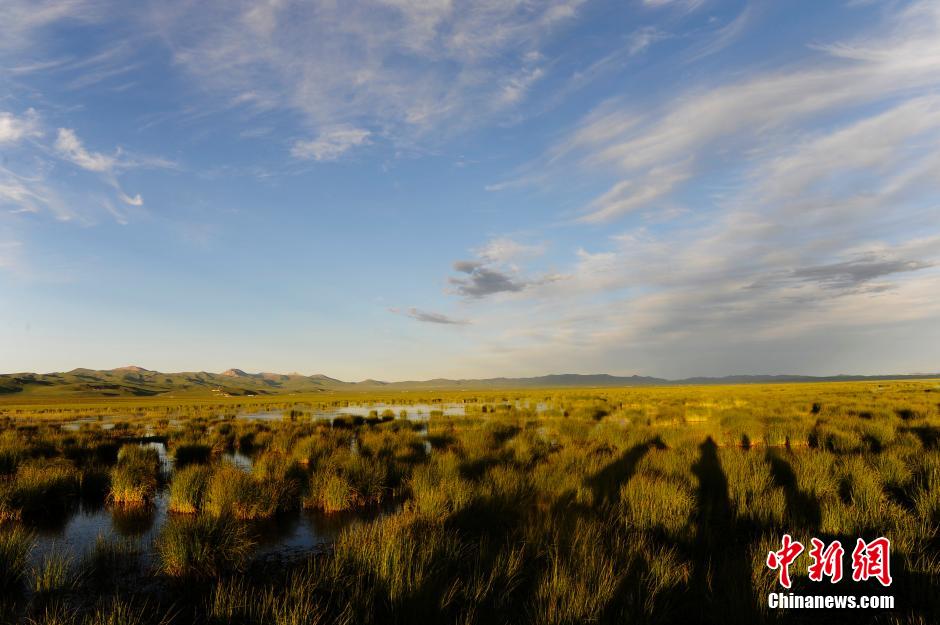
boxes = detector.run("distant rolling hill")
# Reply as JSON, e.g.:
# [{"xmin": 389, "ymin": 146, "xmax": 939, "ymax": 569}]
[{"xmin": 0, "ymin": 366, "xmax": 937, "ymax": 399}]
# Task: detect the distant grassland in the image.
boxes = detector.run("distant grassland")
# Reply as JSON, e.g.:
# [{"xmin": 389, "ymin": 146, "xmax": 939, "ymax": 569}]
[
  {"xmin": 1, "ymin": 379, "xmax": 938, "ymax": 624},
  {"xmin": 5, "ymin": 366, "xmax": 937, "ymax": 403},
  {"xmin": 2, "ymin": 377, "xmax": 938, "ymax": 422}
]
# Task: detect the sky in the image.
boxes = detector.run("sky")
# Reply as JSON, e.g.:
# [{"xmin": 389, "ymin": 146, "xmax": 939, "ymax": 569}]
[{"xmin": 1, "ymin": 0, "xmax": 939, "ymax": 381}]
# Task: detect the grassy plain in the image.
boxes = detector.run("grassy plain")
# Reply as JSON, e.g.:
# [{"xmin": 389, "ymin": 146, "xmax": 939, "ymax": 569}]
[{"xmin": 0, "ymin": 380, "xmax": 938, "ymax": 624}]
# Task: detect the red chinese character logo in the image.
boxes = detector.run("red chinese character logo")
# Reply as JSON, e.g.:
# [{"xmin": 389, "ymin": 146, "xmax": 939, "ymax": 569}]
[
  {"xmin": 851, "ymin": 537, "xmax": 892, "ymax": 587},
  {"xmin": 766, "ymin": 534, "xmax": 805, "ymax": 588},
  {"xmin": 807, "ymin": 538, "xmax": 844, "ymax": 583}
]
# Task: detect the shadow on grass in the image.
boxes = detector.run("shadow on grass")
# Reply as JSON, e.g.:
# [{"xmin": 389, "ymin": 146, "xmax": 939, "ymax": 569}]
[
  {"xmin": 905, "ymin": 425, "xmax": 940, "ymax": 449},
  {"xmin": 688, "ymin": 437, "xmax": 758, "ymax": 625},
  {"xmin": 765, "ymin": 449, "xmax": 821, "ymax": 533},
  {"xmin": 586, "ymin": 436, "xmax": 667, "ymax": 507}
]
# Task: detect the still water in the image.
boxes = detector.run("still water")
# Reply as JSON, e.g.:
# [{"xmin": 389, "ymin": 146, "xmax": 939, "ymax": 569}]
[
  {"xmin": 36, "ymin": 400, "xmax": 538, "ymax": 567},
  {"xmin": 28, "ymin": 443, "xmax": 383, "ymax": 571},
  {"xmin": 236, "ymin": 402, "xmax": 467, "ymax": 421}
]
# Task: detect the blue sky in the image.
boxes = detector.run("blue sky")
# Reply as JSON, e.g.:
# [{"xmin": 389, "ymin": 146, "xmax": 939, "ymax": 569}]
[{"xmin": 2, "ymin": 0, "xmax": 939, "ymax": 380}]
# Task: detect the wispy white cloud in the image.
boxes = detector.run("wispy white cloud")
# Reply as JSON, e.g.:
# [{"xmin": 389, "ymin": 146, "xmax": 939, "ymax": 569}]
[
  {"xmin": 52, "ymin": 127, "xmax": 146, "ymax": 212},
  {"xmin": 0, "ymin": 178, "xmax": 44, "ymax": 215},
  {"xmin": 684, "ymin": 3, "xmax": 753, "ymax": 61},
  {"xmin": 641, "ymin": 0, "xmax": 705, "ymax": 12},
  {"xmin": 65, "ymin": 62, "xmax": 140, "ymax": 90},
  {"xmin": 50, "ymin": 127, "xmax": 174, "ymax": 211},
  {"xmin": 497, "ymin": 64, "xmax": 547, "ymax": 107},
  {"xmin": 54, "ymin": 128, "xmax": 116, "ymax": 173},
  {"xmin": 0, "ymin": 0, "xmax": 102, "ymax": 53},
  {"xmin": 581, "ymin": 161, "xmax": 690, "ymax": 222},
  {"xmin": 459, "ymin": 1, "xmax": 940, "ymax": 374},
  {"xmin": 475, "ymin": 237, "xmax": 547, "ymax": 264},
  {"xmin": 748, "ymin": 95, "xmax": 940, "ymax": 211},
  {"xmin": 461, "ymin": 227, "xmax": 940, "ymax": 376},
  {"xmin": 100, "ymin": 198, "xmax": 132, "ymax": 225},
  {"xmin": 291, "ymin": 126, "xmax": 372, "ymax": 162},
  {"xmin": 152, "ymin": 0, "xmax": 586, "ymax": 156},
  {"xmin": 627, "ymin": 26, "xmax": 670, "ymax": 56},
  {"xmin": 0, "ymin": 109, "xmax": 41, "ymax": 145},
  {"xmin": 0, "ymin": 114, "xmax": 170, "ymax": 223},
  {"xmin": 0, "ymin": 165, "xmax": 72, "ymax": 220},
  {"xmin": 119, "ymin": 192, "xmax": 143, "ymax": 207},
  {"xmin": 529, "ymin": 0, "xmax": 940, "ymax": 222}
]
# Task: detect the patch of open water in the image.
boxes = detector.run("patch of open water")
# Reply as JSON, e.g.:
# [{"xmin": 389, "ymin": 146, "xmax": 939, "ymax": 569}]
[
  {"xmin": 235, "ymin": 402, "xmax": 466, "ymax": 422},
  {"xmin": 26, "ymin": 442, "xmax": 382, "ymax": 571}
]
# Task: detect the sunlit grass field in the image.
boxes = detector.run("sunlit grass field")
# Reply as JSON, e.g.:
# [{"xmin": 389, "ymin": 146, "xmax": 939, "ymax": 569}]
[{"xmin": 0, "ymin": 380, "xmax": 938, "ymax": 624}]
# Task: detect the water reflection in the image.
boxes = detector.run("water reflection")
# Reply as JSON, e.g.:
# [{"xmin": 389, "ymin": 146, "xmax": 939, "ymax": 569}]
[
  {"xmin": 236, "ymin": 402, "xmax": 467, "ymax": 422},
  {"xmin": 61, "ymin": 419, "xmax": 117, "ymax": 432},
  {"xmin": 252, "ymin": 506, "xmax": 393, "ymax": 560},
  {"xmin": 27, "ymin": 416, "xmax": 440, "ymax": 571},
  {"xmin": 142, "ymin": 441, "xmax": 173, "ymax": 475},
  {"xmin": 30, "ymin": 492, "xmax": 167, "ymax": 568},
  {"xmin": 111, "ymin": 498, "xmax": 162, "ymax": 537},
  {"xmin": 28, "ymin": 485, "xmax": 381, "ymax": 570},
  {"xmin": 222, "ymin": 451, "xmax": 253, "ymax": 471},
  {"xmin": 29, "ymin": 440, "xmax": 381, "ymax": 570}
]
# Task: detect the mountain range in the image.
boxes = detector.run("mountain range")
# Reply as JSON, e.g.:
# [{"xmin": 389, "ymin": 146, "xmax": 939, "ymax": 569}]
[{"xmin": 0, "ymin": 366, "xmax": 937, "ymax": 399}]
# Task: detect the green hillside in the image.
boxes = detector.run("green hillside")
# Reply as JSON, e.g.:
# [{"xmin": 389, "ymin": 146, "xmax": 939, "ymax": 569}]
[{"xmin": 1, "ymin": 366, "xmax": 937, "ymax": 400}]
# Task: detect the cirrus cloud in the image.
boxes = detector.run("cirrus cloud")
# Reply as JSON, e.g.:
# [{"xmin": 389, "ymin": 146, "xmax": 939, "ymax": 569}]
[
  {"xmin": 0, "ymin": 109, "xmax": 41, "ymax": 145},
  {"xmin": 390, "ymin": 307, "xmax": 470, "ymax": 325},
  {"xmin": 152, "ymin": 0, "xmax": 586, "ymax": 157},
  {"xmin": 291, "ymin": 126, "xmax": 372, "ymax": 162}
]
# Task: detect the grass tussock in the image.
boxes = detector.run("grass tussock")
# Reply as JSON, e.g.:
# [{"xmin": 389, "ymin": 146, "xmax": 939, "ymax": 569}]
[
  {"xmin": 203, "ymin": 464, "xmax": 280, "ymax": 520},
  {"xmin": 171, "ymin": 443, "xmax": 212, "ymax": 467},
  {"xmin": 0, "ymin": 524, "xmax": 34, "ymax": 591},
  {"xmin": 156, "ymin": 514, "xmax": 253, "ymax": 578},
  {"xmin": 108, "ymin": 446, "xmax": 160, "ymax": 507},
  {"xmin": 0, "ymin": 460, "xmax": 81, "ymax": 521},
  {"xmin": 32, "ymin": 549, "xmax": 77, "ymax": 595},
  {"xmin": 167, "ymin": 464, "xmax": 212, "ymax": 514}
]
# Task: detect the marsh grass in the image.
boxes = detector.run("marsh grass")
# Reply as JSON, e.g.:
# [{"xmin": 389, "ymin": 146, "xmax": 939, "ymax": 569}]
[
  {"xmin": 406, "ymin": 454, "xmax": 474, "ymax": 521},
  {"xmin": 532, "ymin": 519, "xmax": 626, "ymax": 624},
  {"xmin": 291, "ymin": 432, "xmax": 338, "ymax": 466},
  {"xmin": 304, "ymin": 453, "xmax": 390, "ymax": 513},
  {"xmin": 203, "ymin": 465, "xmax": 280, "ymax": 520},
  {"xmin": 0, "ymin": 434, "xmax": 25, "ymax": 474},
  {"xmin": 171, "ymin": 443, "xmax": 212, "ymax": 467},
  {"xmin": 0, "ymin": 460, "xmax": 81, "ymax": 521},
  {"xmin": 32, "ymin": 548, "xmax": 77, "ymax": 595},
  {"xmin": 251, "ymin": 451, "xmax": 305, "ymax": 510},
  {"xmin": 83, "ymin": 598, "xmax": 172, "ymax": 625},
  {"xmin": 307, "ymin": 472, "xmax": 354, "ymax": 512},
  {"xmin": 156, "ymin": 514, "xmax": 253, "ymax": 578},
  {"xmin": 2, "ymin": 379, "xmax": 939, "ymax": 623},
  {"xmin": 333, "ymin": 511, "xmax": 465, "ymax": 605},
  {"xmin": 207, "ymin": 573, "xmax": 327, "ymax": 625},
  {"xmin": 619, "ymin": 473, "xmax": 695, "ymax": 538},
  {"xmin": 167, "ymin": 464, "xmax": 212, "ymax": 514},
  {"xmin": 108, "ymin": 446, "xmax": 160, "ymax": 507},
  {"xmin": 0, "ymin": 524, "xmax": 34, "ymax": 590},
  {"xmin": 25, "ymin": 598, "xmax": 170, "ymax": 625},
  {"xmin": 81, "ymin": 535, "xmax": 141, "ymax": 584}
]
